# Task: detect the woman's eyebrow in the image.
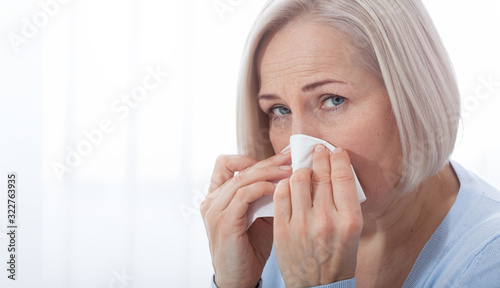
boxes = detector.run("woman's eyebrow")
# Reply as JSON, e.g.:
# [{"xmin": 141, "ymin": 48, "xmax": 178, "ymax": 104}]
[
  {"xmin": 258, "ymin": 79, "xmax": 345, "ymax": 100},
  {"xmin": 302, "ymin": 79, "xmax": 345, "ymax": 92},
  {"xmin": 257, "ymin": 94, "xmax": 279, "ymax": 101}
]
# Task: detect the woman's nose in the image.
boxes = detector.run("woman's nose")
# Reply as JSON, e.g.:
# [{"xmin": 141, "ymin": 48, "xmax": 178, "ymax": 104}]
[{"xmin": 290, "ymin": 114, "xmax": 323, "ymax": 138}]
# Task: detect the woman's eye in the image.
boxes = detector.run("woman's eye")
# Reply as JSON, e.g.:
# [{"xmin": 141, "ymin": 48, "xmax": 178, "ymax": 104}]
[
  {"xmin": 323, "ymin": 96, "xmax": 345, "ymax": 108},
  {"xmin": 270, "ymin": 106, "xmax": 291, "ymax": 116}
]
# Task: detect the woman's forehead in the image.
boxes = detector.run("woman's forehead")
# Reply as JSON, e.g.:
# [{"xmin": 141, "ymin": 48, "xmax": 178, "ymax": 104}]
[{"xmin": 256, "ymin": 21, "xmax": 355, "ymax": 84}]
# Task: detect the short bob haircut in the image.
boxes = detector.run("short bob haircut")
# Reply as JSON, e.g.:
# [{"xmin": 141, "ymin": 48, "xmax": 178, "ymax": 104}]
[{"xmin": 236, "ymin": 0, "xmax": 460, "ymax": 194}]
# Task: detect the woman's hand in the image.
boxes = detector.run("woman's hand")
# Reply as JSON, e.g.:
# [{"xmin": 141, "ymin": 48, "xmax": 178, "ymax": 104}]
[
  {"xmin": 273, "ymin": 145, "xmax": 363, "ymax": 288},
  {"xmin": 201, "ymin": 151, "xmax": 292, "ymax": 288}
]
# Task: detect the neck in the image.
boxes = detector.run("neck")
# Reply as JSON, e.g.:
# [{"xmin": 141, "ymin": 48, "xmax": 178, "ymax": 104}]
[{"xmin": 359, "ymin": 162, "xmax": 460, "ymax": 248}]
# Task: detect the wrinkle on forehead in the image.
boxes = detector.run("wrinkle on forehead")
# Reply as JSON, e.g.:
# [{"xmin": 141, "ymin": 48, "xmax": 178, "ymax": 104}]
[
  {"xmin": 256, "ymin": 20, "xmax": 355, "ymax": 93},
  {"xmin": 260, "ymin": 56, "xmax": 350, "ymax": 87}
]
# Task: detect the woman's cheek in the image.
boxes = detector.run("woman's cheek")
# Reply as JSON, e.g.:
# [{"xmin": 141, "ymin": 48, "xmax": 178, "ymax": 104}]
[{"xmin": 269, "ymin": 125, "xmax": 291, "ymax": 154}]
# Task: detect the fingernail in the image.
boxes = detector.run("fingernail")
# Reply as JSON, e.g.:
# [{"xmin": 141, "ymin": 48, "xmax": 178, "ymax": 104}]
[
  {"xmin": 281, "ymin": 147, "xmax": 291, "ymax": 154},
  {"xmin": 315, "ymin": 144, "xmax": 326, "ymax": 152},
  {"xmin": 333, "ymin": 147, "xmax": 343, "ymax": 154},
  {"xmin": 279, "ymin": 165, "xmax": 292, "ymax": 170}
]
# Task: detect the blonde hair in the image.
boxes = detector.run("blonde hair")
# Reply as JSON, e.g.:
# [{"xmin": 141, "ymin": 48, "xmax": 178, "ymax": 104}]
[{"xmin": 236, "ymin": 0, "xmax": 460, "ymax": 193}]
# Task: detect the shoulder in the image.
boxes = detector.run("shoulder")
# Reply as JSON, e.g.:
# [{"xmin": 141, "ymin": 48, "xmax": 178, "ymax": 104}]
[
  {"xmin": 405, "ymin": 161, "xmax": 500, "ymax": 287},
  {"xmin": 450, "ymin": 160, "xmax": 500, "ymax": 229},
  {"xmin": 451, "ymin": 161, "xmax": 500, "ymax": 285},
  {"xmin": 446, "ymin": 160, "xmax": 500, "ymax": 249},
  {"xmin": 451, "ymin": 160, "xmax": 500, "ymax": 202}
]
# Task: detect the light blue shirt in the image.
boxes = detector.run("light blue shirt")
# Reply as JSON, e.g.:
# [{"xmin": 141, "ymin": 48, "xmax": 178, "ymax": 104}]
[{"xmin": 212, "ymin": 161, "xmax": 500, "ymax": 287}]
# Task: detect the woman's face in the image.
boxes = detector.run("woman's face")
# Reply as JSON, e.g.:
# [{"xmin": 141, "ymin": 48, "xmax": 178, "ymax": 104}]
[{"xmin": 256, "ymin": 20, "xmax": 403, "ymax": 198}]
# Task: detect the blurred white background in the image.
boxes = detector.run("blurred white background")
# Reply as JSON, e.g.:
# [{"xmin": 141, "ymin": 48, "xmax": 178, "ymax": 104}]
[{"xmin": 0, "ymin": 0, "xmax": 499, "ymax": 287}]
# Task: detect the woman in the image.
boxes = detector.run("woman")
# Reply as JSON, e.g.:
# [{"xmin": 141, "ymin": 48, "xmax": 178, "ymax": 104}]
[{"xmin": 201, "ymin": 0, "xmax": 500, "ymax": 287}]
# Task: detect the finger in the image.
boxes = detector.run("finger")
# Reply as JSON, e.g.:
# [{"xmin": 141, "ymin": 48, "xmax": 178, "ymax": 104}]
[
  {"xmin": 311, "ymin": 144, "xmax": 334, "ymax": 210},
  {"xmin": 330, "ymin": 148, "xmax": 360, "ymax": 214},
  {"xmin": 289, "ymin": 168, "xmax": 313, "ymax": 216},
  {"xmin": 251, "ymin": 149, "xmax": 292, "ymax": 170},
  {"xmin": 209, "ymin": 151, "xmax": 291, "ymax": 194},
  {"xmin": 209, "ymin": 154, "xmax": 258, "ymax": 194},
  {"xmin": 225, "ymin": 181, "xmax": 278, "ymax": 221},
  {"xmin": 273, "ymin": 179, "xmax": 291, "ymax": 224},
  {"xmin": 213, "ymin": 165, "xmax": 292, "ymax": 212}
]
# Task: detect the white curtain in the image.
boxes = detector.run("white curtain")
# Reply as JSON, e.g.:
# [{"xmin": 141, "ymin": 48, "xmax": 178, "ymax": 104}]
[{"xmin": 0, "ymin": 0, "xmax": 499, "ymax": 287}]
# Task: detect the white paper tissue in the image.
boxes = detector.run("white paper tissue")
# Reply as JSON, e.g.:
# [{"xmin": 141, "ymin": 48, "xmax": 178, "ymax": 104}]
[{"xmin": 246, "ymin": 134, "xmax": 366, "ymax": 228}]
